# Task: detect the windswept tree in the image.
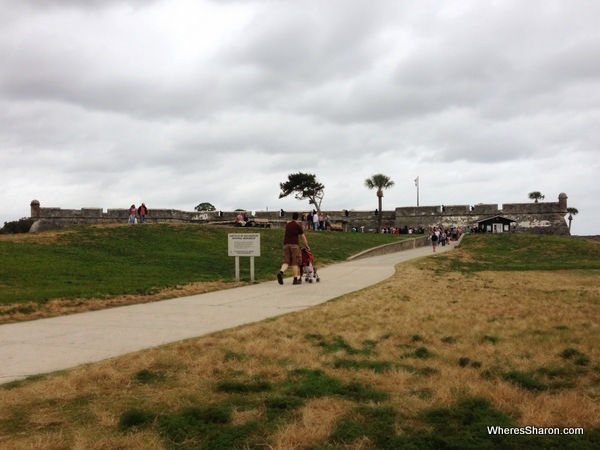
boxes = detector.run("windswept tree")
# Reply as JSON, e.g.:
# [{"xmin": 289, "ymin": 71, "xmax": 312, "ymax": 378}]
[
  {"xmin": 364, "ymin": 173, "xmax": 395, "ymax": 233},
  {"xmin": 566, "ymin": 207, "xmax": 579, "ymax": 232},
  {"xmin": 528, "ymin": 191, "xmax": 545, "ymax": 203},
  {"xmin": 195, "ymin": 202, "xmax": 216, "ymax": 211},
  {"xmin": 279, "ymin": 172, "xmax": 325, "ymax": 213}
]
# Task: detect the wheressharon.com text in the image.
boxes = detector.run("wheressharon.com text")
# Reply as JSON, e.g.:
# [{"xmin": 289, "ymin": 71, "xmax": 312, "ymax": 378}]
[{"xmin": 487, "ymin": 426, "xmax": 584, "ymax": 436}]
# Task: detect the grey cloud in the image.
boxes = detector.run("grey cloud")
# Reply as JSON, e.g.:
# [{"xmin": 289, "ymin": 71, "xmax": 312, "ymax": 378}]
[
  {"xmin": 0, "ymin": 0, "xmax": 155, "ymax": 11},
  {"xmin": 1, "ymin": 0, "xmax": 599, "ymax": 234},
  {"xmin": 222, "ymin": 4, "xmax": 381, "ymax": 82}
]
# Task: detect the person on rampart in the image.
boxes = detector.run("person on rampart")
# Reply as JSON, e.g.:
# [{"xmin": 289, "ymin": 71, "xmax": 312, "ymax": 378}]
[
  {"xmin": 137, "ymin": 203, "xmax": 148, "ymax": 223},
  {"xmin": 235, "ymin": 212, "xmax": 246, "ymax": 227},
  {"xmin": 277, "ymin": 212, "xmax": 309, "ymax": 285},
  {"xmin": 128, "ymin": 205, "xmax": 137, "ymax": 224}
]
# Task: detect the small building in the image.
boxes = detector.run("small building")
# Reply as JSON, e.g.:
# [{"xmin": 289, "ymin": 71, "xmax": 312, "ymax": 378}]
[{"xmin": 477, "ymin": 216, "xmax": 516, "ymax": 233}]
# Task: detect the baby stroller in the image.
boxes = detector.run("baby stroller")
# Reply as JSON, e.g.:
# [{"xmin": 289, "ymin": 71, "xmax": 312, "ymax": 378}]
[{"xmin": 301, "ymin": 247, "xmax": 320, "ymax": 283}]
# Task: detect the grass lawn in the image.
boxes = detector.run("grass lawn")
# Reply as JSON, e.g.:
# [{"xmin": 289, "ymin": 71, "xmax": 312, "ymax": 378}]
[
  {"xmin": 0, "ymin": 224, "xmax": 408, "ymax": 322},
  {"xmin": 0, "ymin": 231, "xmax": 598, "ymax": 448}
]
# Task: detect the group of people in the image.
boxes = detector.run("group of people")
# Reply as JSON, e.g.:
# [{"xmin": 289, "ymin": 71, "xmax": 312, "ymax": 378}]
[
  {"xmin": 128, "ymin": 203, "xmax": 148, "ymax": 224},
  {"xmin": 379, "ymin": 226, "xmax": 426, "ymax": 234},
  {"xmin": 301, "ymin": 211, "xmax": 331, "ymax": 231},
  {"xmin": 428, "ymin": 226, "xmax": 462, "ymax": 252}
]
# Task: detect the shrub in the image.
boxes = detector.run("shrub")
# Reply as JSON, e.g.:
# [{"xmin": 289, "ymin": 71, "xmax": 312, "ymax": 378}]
[{"xmin": 0, "ymin": 218, "xmax": 34, "ymax": 234}]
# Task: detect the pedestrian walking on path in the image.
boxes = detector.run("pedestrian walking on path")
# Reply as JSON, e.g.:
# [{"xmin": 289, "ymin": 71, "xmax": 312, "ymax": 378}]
[
  {"xmin": 430, "ymin": 227, "xmax": 439, "ymax": 252},
  {"xmin": 277, "ymin": 212, "xmax": 309, "ymax": 285}
]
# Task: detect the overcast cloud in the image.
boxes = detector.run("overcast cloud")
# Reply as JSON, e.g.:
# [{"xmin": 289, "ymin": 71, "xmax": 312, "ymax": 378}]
[{"xmin": 1, "ymin": 0, "xmax": 598, "ymax": 234}]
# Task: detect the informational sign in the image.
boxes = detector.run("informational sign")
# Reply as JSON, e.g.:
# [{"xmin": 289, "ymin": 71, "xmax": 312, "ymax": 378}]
[
  {"xmin": 228, "ymin": 233, "xmax": 261, "ymax": 257},
  {"xmin": 228, "ymin": 233, "xmax": 260, "ymax": 281}
]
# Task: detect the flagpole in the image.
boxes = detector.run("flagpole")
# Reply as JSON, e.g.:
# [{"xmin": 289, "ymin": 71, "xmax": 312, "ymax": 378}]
[{"xmin": 415, "ymin": 176, "xmax": 420, "ymax": 206}]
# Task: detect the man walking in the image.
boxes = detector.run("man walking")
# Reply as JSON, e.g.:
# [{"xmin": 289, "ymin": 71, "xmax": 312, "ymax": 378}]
[{"xmin": 277, "ymin": 212, "xmax": 309, "ymax": 285}]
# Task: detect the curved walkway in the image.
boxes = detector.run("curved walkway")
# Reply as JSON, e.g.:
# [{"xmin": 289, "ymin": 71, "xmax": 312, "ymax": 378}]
[{"xmin": 0, "ymin": 241, "xmax": 456, "ymax": 384}]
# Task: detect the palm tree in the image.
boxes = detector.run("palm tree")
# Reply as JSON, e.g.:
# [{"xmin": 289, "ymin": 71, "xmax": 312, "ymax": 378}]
[
  {"xmin": 566, "ymin": 207, "xmax": 579, "ymax": 232},
  {"xmin": 364, "ymin": 174, "xmax": 395, "ymax": 233},
  {"xmin": 528, "ymin": 191, "xmax": 545, "ymax": 203}
]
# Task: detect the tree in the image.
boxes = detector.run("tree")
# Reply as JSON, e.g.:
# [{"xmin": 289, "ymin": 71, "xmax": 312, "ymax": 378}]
[
  {"xmin": 279, "ymin": 172, "xmax": 325, "ymax": 213},
  {"xmin": 364, "ymin": 174, "xmax": 395, "ymax": 233},
  {"xmin": 0, "ymin": 217, "xmax": 34, "ymax": 234},
  {"xmin": 528, "ymin": 191, "xmax": 545, "ymax": 203},
  {"xmin": 195, "ymin": 202, "xmax": 216, "ymax": 211},
  {"xmin": 566, "ymin": 207, "xmax": 579, "ymax": 232}
]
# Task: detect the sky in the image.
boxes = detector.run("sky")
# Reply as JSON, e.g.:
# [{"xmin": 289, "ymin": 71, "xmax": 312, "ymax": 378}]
[{"xmin": 1, "ymin": 0, "xmax": 599, "ymax": 235}]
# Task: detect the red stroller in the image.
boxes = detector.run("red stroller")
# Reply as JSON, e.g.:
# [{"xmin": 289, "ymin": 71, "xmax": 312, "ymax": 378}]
[{"xmin": 301, "ymin": 247, "xmax": 320, "ymax": 283}]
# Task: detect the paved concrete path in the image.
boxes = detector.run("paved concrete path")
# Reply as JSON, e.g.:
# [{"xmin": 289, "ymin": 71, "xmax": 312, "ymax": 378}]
[{"xmin": 0, "ymin": 242, "xmax": 455, "ymax": 384}]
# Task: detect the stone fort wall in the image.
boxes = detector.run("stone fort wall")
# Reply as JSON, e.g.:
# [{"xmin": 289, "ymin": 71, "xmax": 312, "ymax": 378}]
[
  {"xmin": 28, "ymin": 193, "xmax": 570, "ymax": 235},
  {"xmin": 393, "ymin": 194, "xmax": 570, "ymax": 235}
]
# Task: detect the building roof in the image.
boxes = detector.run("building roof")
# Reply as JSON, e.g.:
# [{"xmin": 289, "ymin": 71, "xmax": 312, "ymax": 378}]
[{"xmin": 477, "ymin": 215, "xmax": 516, "ymax": 225}]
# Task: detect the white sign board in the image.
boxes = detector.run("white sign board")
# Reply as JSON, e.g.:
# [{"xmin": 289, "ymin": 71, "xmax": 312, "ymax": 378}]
[{"xmin": 228, "ymin": 233, "xmax": 261, "ymax": 257}]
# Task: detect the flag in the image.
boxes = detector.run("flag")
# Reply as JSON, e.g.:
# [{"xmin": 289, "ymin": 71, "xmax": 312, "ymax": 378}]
[{"xmin": 414, "ymin": 176, "xmax": 419, "ymax": 187}]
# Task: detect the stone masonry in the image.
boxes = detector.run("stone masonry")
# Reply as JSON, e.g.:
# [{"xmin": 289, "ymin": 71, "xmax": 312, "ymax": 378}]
[{"xmin": 29, "ymin": 193, "xmax": 570, "ymax": 235}]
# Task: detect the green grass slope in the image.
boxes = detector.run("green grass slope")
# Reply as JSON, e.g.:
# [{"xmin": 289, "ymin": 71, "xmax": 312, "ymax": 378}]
[{"xmin": 0, "ymin": 224, "xmax": 407, "ymax": 305}]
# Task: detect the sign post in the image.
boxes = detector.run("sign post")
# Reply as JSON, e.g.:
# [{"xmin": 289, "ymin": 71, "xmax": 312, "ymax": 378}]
[{"xmin": 228, "ymin": 233, "xmax": 261, "ymax": 282}]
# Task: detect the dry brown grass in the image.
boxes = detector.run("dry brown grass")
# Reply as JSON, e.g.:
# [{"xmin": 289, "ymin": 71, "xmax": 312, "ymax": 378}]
[
  {"xmin": 1, "ymin": 255, "xmax": 598, "ymax": 447},
  {"xmin": 0, "ymin": 230, "xmax": 63, "ymax": 244},
  {"xmin": 270, "ymin": 398, "xmax": 353, "ymax": 449}
]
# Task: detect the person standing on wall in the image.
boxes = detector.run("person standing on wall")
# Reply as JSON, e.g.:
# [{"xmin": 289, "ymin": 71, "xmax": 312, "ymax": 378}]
[
  {"xmin": 128, "ymin": 204, "xmax": 137, "ymax": 224},
  {"xmin": 137, "ymin": 203, "xmax": 148, "ymax": 223},
  {"xmin": 277, "ymin": 212, "xmax": 309, "ymax": 285},
  {"xmin": 235, "ymin": 212, "xmax": 245, "ymax": 227}
]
